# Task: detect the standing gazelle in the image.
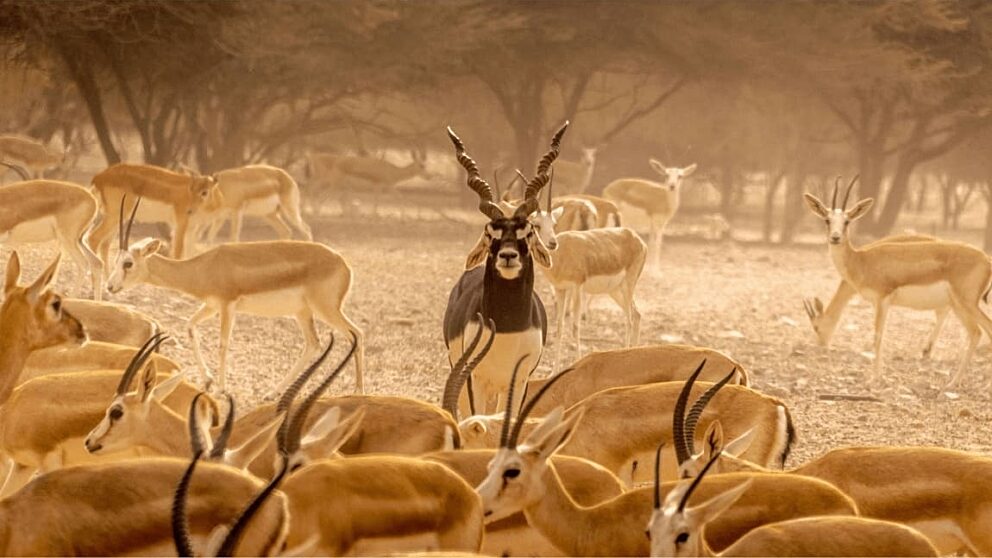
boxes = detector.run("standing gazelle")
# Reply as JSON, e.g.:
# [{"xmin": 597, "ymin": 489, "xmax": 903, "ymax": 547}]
[
  {"xmin": 107, "ymin": 201, "xmax": 365, "ymax": 393},
  {"xmin": 804, "ymin": 176, "xmax": 992, "ymax": 386},
  {"xmin": 443, "ymin": 122, "xmax": 567, "ymax": 417}
]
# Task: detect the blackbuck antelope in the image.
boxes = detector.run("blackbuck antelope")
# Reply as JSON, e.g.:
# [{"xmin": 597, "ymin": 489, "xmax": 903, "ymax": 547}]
[
  {"xmin": 307, "ymin": 149, "xmax": 430, "ymax": 216},
  {"xmin": 804, "ymin": 176, "xmax": 992, "ymax": 386},
  {"xmin": 522, "ymin": 345, "xmax": 749, "ymax": 416},
  {"xmin": 537, "ymin": 227, "xmax": 647, "ymax": 371},
  {"xmin": 0, "ymin": 180, "xmax": 104, "ymax": 298},
  {"xmin": 0, "ymin": 252, "xmax": 86, "ymax": 404},
  {"xmin": 603, "ymin": 160, "xmax": 698, "ymax": 269},
  {"xmin": 88, "ymin": 163, "xmax": 222, "ymax": 262},
  {"xmin": 474, "ymin": 367, "xmax": 856, "ymax": 556},
  {"xmin": 443, "ymin": 122, "xmax": 568, "ymax": 417},
  {"xmin": 647, "ymin": 450, "xmax": 937, "ymax": 557},
  {"xmin": 193, "ymin": 164, "xmax": 312, "ymax": 244},
  {"xmin": 0, "ymin": 134, "xmax": 61, "ymax": 179},
  {"xmin": 803, "ymin": 233, "xmax": 970, "ymax": 359},
  {"xmin": 108, "ymin": 203, "xmax": 365, "ymax": 393},
  {"xmin": 462, "ymin": 362, "xmax": 791, "ymax": 484}
]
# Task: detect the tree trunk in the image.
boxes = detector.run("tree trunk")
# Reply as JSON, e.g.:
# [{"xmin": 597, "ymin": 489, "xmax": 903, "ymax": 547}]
[
  {"xmin": 779, "ymin": 170, "xmax": 808, "ymax": 245},
  {"xmin": 868, "ymin": 150, "xmax": 919, "ymax": 236},
  {"xmin": 984, "ymin": 183, "xmax": 992, "ymax": 252},
  {"xmin": 55, "ymin": 40, "xmax": 120, "ymax": 166},
  {"xmin": 762, "ymin": 171, "xmax": 786, "ymax": 242}
]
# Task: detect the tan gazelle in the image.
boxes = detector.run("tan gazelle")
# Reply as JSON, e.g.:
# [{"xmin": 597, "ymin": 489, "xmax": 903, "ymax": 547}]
[
  {"xmin": 804, "ymin": 176, "xmax": 992, "ymax": 386},
  {"xmin": 107, "ymin": 199, "xmax": 365, "ymax": 393}
]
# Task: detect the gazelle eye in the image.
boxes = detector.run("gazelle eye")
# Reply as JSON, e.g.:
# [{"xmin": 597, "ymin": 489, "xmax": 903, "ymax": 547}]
[
  {"xmin": 51, "ymin": 297, "xmax": 61, "ymax": 314},
  {"xmin": 109, "ymin": 407, "xmax": 123, "ymax": 420},
  {"xmin": 123, "ymin": 261, "xmax": 133, "ymax": 270},
  {"xmin": 645, "ymin": 530, "xmax": 651, "ymax": 541},
  {"xmin": 503, "ymin": 468, "xmax": 520, "ymax": 479},
  {"xmin": 676, "ymin": 532, "xmax": 689, "ymax": 545}
]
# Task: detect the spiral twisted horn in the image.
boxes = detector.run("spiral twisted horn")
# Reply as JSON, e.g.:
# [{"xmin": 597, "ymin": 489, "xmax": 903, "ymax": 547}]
[
  {"xmin": 516, "ymin": 121, "xmax": 569, "ymax": 217},
  {"xmin": 447, "ymin": 127, "xmax": 504, "ymax": 221}
]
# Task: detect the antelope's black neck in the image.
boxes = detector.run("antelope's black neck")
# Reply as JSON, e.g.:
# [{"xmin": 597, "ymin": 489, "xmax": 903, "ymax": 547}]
[{"xmin": 482, "ymin": 256, "xmax": 537, "ymax": 333}]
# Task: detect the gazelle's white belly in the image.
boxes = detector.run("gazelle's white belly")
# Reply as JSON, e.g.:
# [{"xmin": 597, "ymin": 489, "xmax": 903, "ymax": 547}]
[
  {"xmin": 241, "ymin": 194, "xmax": 280, "ymax": 217},
  {"xmin": 231, "ymin": 287, "xmax": 308, "ymax": 317},
  {"xmin": 1, "ymin": 216, "xmax": 58, "ymax": 244},
  {"xmin": 135, "ymin": 199, "xmax": 176, "ymax": 225},
  {"xmin": 583, "ymin": 271, "xmax": 626, "ymax": 294},
  {"xmin": 906, "ymin": 519, "xmax": 971, "ymax": 556},
  {"xmin": 888, "ymin": 281, "xmax": 951, "ymax": 310}
]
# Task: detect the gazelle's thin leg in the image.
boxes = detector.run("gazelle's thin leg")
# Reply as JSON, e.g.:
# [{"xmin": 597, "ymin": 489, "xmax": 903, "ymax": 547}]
[
  {"xmin": 207, "ymin": 217, "xmax": 225, "ymax": 244},
  {"xmin": 871, "ymin": 298, "xmax": 891, "ymax": 383},
  {"xmin": 922, "ymin": 307, "xmax": 950, "ymax": 359},
  {"xmin": 230, "ymin": 208, "xmax": 245, "ymax": 242},
  {"xmin": 0, "ymin": 463, "xmax": 35, "ymax": 499},
  {"xmin": 553, "ymin": 287, "xmax": 568, "ymax": 374},
  {"xmin": 187, "ymin": 303, "xmax": 219, "ymax": 387},
  {"xmin": 649, "ymin": 220, "xmax": 661, "ymax": 270},
  {"xmin": 217, "ymin": 303, "xmax": 237, "ymax": 392},
  {"xmin": 271, "ymin": 310, "xmax": 322, "ymax": 397},
  {"xmin": 570, "ymin": 286, "xmax": 583, "ymax": 357},
  {"xmin": 173, "ymin": 211, "xmax": 191, "ymax": 259},
  {"xmin": 263, "ymin": 213, "xmax": 293, "ymax": 240}
]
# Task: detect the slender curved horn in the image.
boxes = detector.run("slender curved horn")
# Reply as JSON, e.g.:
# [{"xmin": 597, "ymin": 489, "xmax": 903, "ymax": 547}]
[
  {"xmin": 123, "ymin": 196, "xmax": 141, "ymax": 249},
  {"xmin": 676, "ymin": 449, "xmax": 723, "ymax": 512},
  {"xmin": 672, "ymin": 360, "xmax": 707, "ymax": 466},
  {"xmin": 684, "ymin": 368, "xmax": 737, "ymax": 456},
  {"xmin": 209, "ymin": 394, "xmax": 236, "ymax": 460},
  {"xmin": 442, "ymin": 316, "xmax": 495, "ymax": 419},
  {"xmin": 0, "ymin": 161, "xmax": 29, "ymax": 181},
  {"xmin": 116, "ymin": 333, "xmax": 168, "ymax": 395},
  {"xmin": 215, "ymin": 459, "xmax": 290, "ymax": 557},
  {"xmin": 831, "ymin": 176, "xmax": 841, "ymax": 210},
  {"xmin": 653, "ymin": 442, "xmax": 665, "ymax": 509},
  {"xmin": 276, "ymin": 335, "xmax": 336, "ymax": 415},
  {"xmin": 498, "ymin": 354, "xmax": 530, "ymax": 448},
  {"xmin": 516, "ymin": 121, "xmax": 569, "ymax": 217},
  {"xmin": 446, "ymin": 127, "xmax": 503, "ymax": 221},
  {"xmin": 276, "ymin": 334, "xmax": 337, "ymax": 453},
  {"xmin": 842, "ymin": 174, "xmax": 859, "ymax": 210},
  {"xmin": 188, "ymin": 392, "xmax": 212, "ymax": 457},
  {"xmin": 509, "ymin": 366, "xmax": 579, "ymax": 447},
  {"xmin": 171, "ymin": 450, "xmax": 201, "ymax": 558},
  {"xmin": 284, "ymin": 333, "xmax": 358, "ymax": 455},
  {"xmin": 119, "ymin": 195, "xmax": 128, "ymax": 250}
]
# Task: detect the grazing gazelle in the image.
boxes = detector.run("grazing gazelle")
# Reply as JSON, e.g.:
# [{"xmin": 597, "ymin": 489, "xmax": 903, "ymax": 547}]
[
  {"xmin": 88, "ymin": 163, "xmax": 221, "ymax": 262},
  {"xmin": 603, "ymin": 160, "xmax": 697, "ymax": 268},
  {"xmin": 107, "ymin": 202, "xmax": 365, "ymax": 393},
  {"xmin": 0, "ymin": 180, "xmax": 104, "ymax": 298},
  {"xmin": 0, "ymin": 134, "xmax": 61, "ymax": 179},
  {"xmin": 647, "ymin": 450, "xmax": 938, "ymax": 557},
  {"xmin": 804, "ymin": 176, "xmax": 992, "ymax": 385},
  {"xmin": 0, "ymin": 252, "xmax": 86, "ymax": 404},
  {"xmin": 443, "ymin": 122, "xmax": 567, "ymax": 417},
  {"xmin": 307, "ymin": 149, "xmax": 431, "ymax": 216},
  {"xmin": 193, "ymin": 163, "xmax": 312, "ymax": 244}
]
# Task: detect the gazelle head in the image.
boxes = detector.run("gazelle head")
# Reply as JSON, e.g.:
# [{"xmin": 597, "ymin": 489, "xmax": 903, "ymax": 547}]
[
  {"xmin": 107, "ymin": 197, "xmax": 166, "ymax": 294},
  {"xmin": 447, "ymin": 122, "xmax": 568, "ymax": 279},
  {"xmin": 497, "ymin": 172, "xmax": 560, "ymax": 252},
  {"xmin": 804, "ymin": 176, "xmax": 874, "ymax": 245},
  {"xmin": 649, "ymin": 160, "xmax": 698, "ymax": 192},
  {"xmin": 802, "ymin": 297, "xmax": 831, "ymax": 345},
  {"xmin": 672, "ymin": 361, "xmax": 752, "ymax": 479},
  {"xmin": 475, "ymin": 361, "xmax": 581, "ymax": 522},
  {"xmin": 2, "ymin": 251, "xmax": 87, "ymax": 351},
  {"xmin": 647, "ymin": 447, "xmax": 754, "ymax": 557},
  {"xmin": 85, "ymin": 334, "xmax": 186, "ymax": 454},
  {"xmin": 581, "ymin": 146, "xmax": 598, "ymax": 166},
  {"xmin": 180, "ymin": 164, "xmax": 222, "ymax": 215}
]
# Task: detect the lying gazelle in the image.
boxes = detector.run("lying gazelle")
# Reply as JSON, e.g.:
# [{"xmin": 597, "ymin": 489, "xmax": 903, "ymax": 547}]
[
  {"xmin": 603, "ymin": 160, "xmax": 698, "ymax": 269},
  {"xmin": 61, "ymin": 298, "xmax": 161, "ymax": 347},
  {"xmin": 306, "ymin": 149, "xmax": 431, "ymax": 216},
  {"xmin": 538, "ymin": 226, "xmax": 647, "ymax": 370},
  {"xmin": 0, "ymin": 252, "xmax": 87, "ymax": 405},
  {"xmin": 647, "ymin": 450, "xmax": 937, "ymax": 557},
  {"xmin": 803, "ymin": 233, "xmax": 972, "ymax": 359},
  {"xmin": 21, "ymin": 340, "xmax": 179, "ymax": 383},
  {"xmin": 462, "ymin": 362, "xmax": 792, "ymax": 484},
  {"xmin": 0, "ymin": 133, "xmax": 62, "ymax": 179},
  {"xmin": 474, "ymin": 365, "xmax": 856, "ymax": 556},
  {"xmin": 108, "ymin": 201, "xmax": 365, "ymax": 393},
  {"xmin": 804, "ymin": 176, "xmax": 992, "ymax": 385},
  {"xmin": 0, "ymin": 180, "xmax": 104, "ymax": 298},
  {"xmin": 522, "ymin": 344, "xmax": 749, "ymax": 417},
  {"xmin": 443, "ymin": 122, "xmax": 567, "ymax": 417},
  {"xmin": 192, "ymin": 163, "xmax": 312, "ymax": 244},
  {"xmin": 88, "ymin": 163, "xmax": 222, "ymax": 262},
  {"xmin": 0, "ymin": 341, "xmax": 205, "ymax": 497},
  {"xmin": 0, "ymin": 456, "xmax": 290, "ymax": 556},
  {"xmin": 556, "ymin": 193, "xmax": 623, "ymax": 228}
]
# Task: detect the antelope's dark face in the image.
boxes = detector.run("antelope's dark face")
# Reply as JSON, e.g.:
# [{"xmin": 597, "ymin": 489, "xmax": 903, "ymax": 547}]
[{"xmin": 465, "ymin": 216, "xmax": 553, "ymax": 279}]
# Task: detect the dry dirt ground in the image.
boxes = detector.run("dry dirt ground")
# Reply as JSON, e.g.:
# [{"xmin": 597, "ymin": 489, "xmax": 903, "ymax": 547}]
[{"xmin": 8, "ymin": 214, "xmax": 992, "ymax": 468}]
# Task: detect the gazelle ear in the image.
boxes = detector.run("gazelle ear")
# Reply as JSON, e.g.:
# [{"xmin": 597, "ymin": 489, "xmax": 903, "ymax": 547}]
[
  {"xmin": 803, "ymin": 193, "xmax": 830, "ymax": 219},
  {"xmin": 528, "ymin": 232, "xmax": 553, "ymax": 268},
  {"xmin": 4, "ymin": 251, "xmax": 22, "ymax": 296},
  {"xmin": 137, "ymin": 364, "xmax": 157, "ymax": 403},
  {"xmin": 846, "ymin": 198, "xmax": 874, "ymax": 221},
  {"xmin": 649, "ymin": 159, "xmax": 667, "ymax": 176},
  {"xmin": 139, "ymin": 238, "xmax": 163, "ymax": 257},
  {"xmin": 701, "ymin": 421, "xmax": 725, "ymax": 461},
  {"xmin": 26, "ymin": 254, "xmax": 61, "ymax": 301},
  {"xmin": 151, "ymin": 373, "xmax": 186, "ymax": 402},
  {"xmin": 723, "ymin": 428, "xmax": 756, "ymax": 458},
  {"xmin": 685, "ymin": 478, "xmax": 753, "ymax": 526},
  {"xmin": 465, "ymin": 231, "xmax": 490, "ymax": 269},
  {"xmin": 681, "ymin": 163, "xmax": 698, "ymax": 177},
  {"xmin": 521, "ymin": 409, "xmax": 584, "ymax": 462},
  {"xmin": 300, "ymin": 406, "xmax": 366, "ymax": 457},
  {"xmin": 551, "ymin": 206, "xmax": 564, "ymax": 222}
]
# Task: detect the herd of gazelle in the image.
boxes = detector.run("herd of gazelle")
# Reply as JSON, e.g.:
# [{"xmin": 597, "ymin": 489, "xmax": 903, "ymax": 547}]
[{"xmin": 0, "ymin": 123, "xmax": 991, "ymax": 557}]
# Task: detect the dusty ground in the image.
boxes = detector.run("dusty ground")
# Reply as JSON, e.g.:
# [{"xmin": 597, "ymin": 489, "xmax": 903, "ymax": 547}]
[{"xmin": 8, "ymin": 212, "xmax": 992, "ymax": 468}]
